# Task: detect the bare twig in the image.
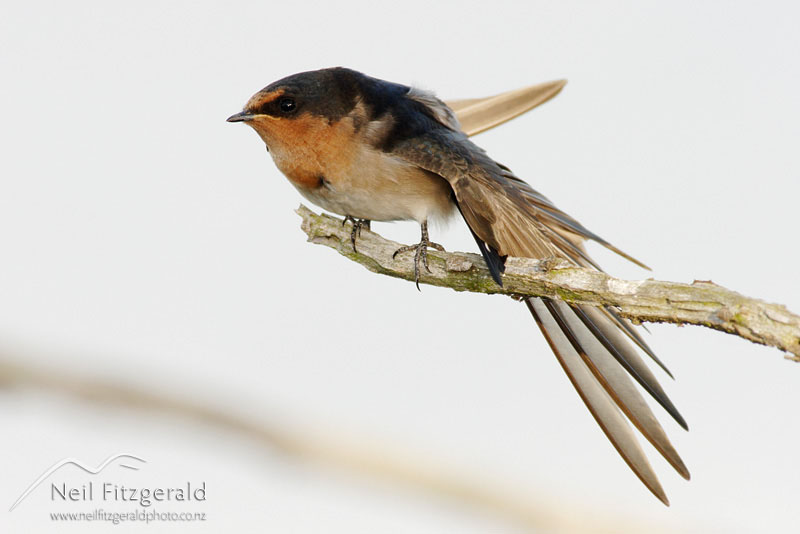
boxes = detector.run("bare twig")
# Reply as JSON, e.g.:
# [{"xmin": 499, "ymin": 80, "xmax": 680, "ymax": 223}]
[{"xmin": 298, "ymin": 205, "xmax": 800, "ymax": 361}]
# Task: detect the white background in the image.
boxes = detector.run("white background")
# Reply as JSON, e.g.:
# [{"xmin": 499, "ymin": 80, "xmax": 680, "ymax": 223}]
[{"xmin": 1, "ymin": 1, "xmax": 798, "ymax": 532}]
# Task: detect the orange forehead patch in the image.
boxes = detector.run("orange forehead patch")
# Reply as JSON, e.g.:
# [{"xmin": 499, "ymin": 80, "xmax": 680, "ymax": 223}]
[{"xmin": 245, "ymin": 88, "xmax": 284, "ymax": 112}]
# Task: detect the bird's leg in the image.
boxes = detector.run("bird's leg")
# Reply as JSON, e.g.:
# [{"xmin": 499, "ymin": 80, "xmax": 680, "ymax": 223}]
[
  {"xmin": 392, "ymin": 221, "xmax": 445, "ymax": 290},
  {"xmin": 342, "ymin": 216, "xmax": 371, "ymax": 253}
]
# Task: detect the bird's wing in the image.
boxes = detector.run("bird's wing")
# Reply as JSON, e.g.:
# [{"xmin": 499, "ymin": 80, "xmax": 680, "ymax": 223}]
[
  {"xmin": 389, "ymin": 127, "xmax": 689, "ymax": 504},
  {"xmin": 391, "ymin": 129, "xmax": 644, "ymax": 270},
  {"xmin": 446, "ymin": 79, "xmax": 567, "ymax": 136}
]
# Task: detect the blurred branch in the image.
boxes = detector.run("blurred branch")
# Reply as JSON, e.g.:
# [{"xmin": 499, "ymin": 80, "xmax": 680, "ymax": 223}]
[
  {"xmin": 298, "ymin": 205, "xmax": 800, "ymax": 361},
  {"xmin": 0, "ymin": 357, "xmax": 664, "ymax": 534}
]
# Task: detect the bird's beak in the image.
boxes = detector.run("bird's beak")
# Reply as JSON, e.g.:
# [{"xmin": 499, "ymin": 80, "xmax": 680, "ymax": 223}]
[{"xmin": 226, "ymin": 111, "xmax": 256, "ymax": 123}]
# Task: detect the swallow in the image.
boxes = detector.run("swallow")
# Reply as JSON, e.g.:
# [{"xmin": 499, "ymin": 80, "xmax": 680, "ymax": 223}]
[{"xmin": 228, "ymin": 67, "xmax": 689, "ymax": 504}]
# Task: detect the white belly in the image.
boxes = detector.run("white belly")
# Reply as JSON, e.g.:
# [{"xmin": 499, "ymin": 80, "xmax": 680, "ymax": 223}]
[{"xmin": 285, "ymin": 147, "xmax": 456, "ymax": 223}]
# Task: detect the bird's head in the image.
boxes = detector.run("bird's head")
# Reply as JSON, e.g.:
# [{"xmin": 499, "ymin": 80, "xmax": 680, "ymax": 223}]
[{"xmin": 226, "ymin": 67, "xmax": 364, "ymax": 149}]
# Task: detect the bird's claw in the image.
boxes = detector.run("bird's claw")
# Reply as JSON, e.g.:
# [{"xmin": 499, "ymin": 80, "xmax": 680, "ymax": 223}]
[
  {"xmin": 392, "ymin": 237, "xmax": 445, "ymax": 291},
  {"xmin": 342, "ymin": 216, "xmax": 371, "ymax": 253}
]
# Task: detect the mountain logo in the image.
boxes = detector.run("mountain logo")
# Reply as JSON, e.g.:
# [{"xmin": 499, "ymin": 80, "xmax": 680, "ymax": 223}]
[{"xmin": 10, "ymin": 453, "xmax": 146, "ymax": 511}]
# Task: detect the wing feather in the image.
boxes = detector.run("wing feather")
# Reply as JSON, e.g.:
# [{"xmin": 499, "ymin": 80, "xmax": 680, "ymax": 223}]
[{"xmin": 446, "ymin": 79, "xmax": 567, "ymax": 136}]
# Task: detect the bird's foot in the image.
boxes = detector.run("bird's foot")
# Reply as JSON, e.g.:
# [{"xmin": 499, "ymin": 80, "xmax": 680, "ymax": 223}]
[
  {"xmin": 392, "ymin": 222, "xmax": 445, "ymax": 290},
  {"xmin": 342, "ymin": 216, "xmax": 371, "ymax": 253}
]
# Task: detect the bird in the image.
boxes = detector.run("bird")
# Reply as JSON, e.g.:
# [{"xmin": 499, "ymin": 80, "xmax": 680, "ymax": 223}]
[{"xmin": 227, "ymin": 67, "xmax": 690, "ymax": 505}]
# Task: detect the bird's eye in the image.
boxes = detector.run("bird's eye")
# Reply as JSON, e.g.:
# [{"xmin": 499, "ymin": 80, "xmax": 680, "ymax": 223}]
[{"xmin": 279, "ymin": 97, "xmax": 297, "ymax": 113}]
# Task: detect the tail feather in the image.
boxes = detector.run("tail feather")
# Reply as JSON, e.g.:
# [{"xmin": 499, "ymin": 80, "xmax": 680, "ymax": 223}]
[
  {"xmin": 574, "ymin": 306, "xmax": 687, "ymax": 430},
  {"xmin": 547, "ymin": 300, "xmax": 690, "ymax": 480},
  {"xmin": 602, "ymin": 307, "xmax": 675, "ymax": 379},
  {"xmin": 526, "ymin": 297, "xmax": 671, "ymax": 505}
]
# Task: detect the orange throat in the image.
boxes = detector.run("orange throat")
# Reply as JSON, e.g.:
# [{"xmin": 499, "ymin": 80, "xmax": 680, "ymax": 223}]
[{"xmin": 247, "ymin": 113, "xmax": 359, "ymax": 191}]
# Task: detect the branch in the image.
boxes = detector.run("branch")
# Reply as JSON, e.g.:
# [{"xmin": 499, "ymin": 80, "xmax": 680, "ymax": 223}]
[{"xmin": 297, "ymin": 205, "xmax": 800, "ymax": 361}]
